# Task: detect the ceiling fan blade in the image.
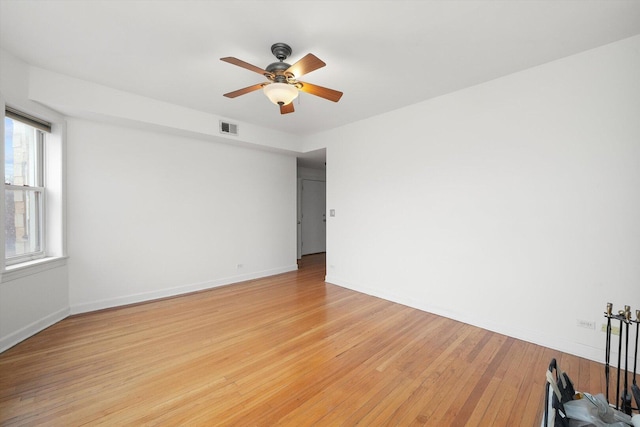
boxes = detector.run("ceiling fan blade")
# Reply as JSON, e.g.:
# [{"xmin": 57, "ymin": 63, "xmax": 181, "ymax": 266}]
[
  {"xmin": 223, "ymin": 83, "xmax": 265, "ymax": 98},
  {"xmin": 298, "ymin": 81, "xmax": 343, "ymax": 102},
  {"xmin": 286, "ymin": 54, "xmax": 326, "ymax": 78},
  {"xmin": 220, "ymin": 57, "xmax": 271, "ymax": 77},
  {"xmin": 280, "ymin": 102, "xmax": 295, "ymax": 114}
]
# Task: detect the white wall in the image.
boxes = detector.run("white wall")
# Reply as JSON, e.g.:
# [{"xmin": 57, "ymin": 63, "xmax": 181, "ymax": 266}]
[
  {"xmin": 0, "ymin": 49, "xmax": 69, "ymax": 352},
  {"xmin": 317, "ymin": 35, "xmax": 640, "ymax": 363},
  {"xmin": 0, "ymin": 266, "xmax": 69, "ymax": 350},
  {"xmin": 25, "ymin": 62, "xmax": 299, "ymax": 313},
  {"xmin": 0, "ymin": 48, "xmax": 298, "ymax": 351},
  {"xmin": 67, "ymin": 118, "xmax": 297, "ymax": 313}
]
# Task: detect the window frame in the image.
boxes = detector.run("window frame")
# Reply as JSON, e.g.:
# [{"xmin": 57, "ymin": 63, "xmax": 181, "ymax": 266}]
[{"xmin": 4, "ymin": 111, "xmax": 48, "ymax": 266}]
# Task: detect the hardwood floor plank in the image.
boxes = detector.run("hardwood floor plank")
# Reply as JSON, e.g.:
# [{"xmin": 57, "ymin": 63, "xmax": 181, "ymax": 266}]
[{"xmin": 0, "ymin": 253, "xmax": 619, "ymax": 425}]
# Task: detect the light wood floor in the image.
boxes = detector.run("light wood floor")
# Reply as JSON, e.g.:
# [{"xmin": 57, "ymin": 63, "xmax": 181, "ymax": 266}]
[{"xmin": 0, "ymin": 254, "xmax": 622, "ymax": 426}]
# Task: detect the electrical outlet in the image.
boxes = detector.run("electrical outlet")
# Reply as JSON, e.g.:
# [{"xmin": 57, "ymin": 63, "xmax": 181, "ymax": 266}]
[
  {"xmin": 601, "ymin": 323, "xmax": 620, "ymax": 335},
  {"xmin": 576, "ymin": 319, "xmax": 596, "ymax": 330}
]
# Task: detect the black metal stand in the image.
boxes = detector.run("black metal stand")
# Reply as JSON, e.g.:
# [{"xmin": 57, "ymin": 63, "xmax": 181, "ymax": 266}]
[{"xmin": 604, "ymin": 303, "xmax": 640, "ymax": 415}]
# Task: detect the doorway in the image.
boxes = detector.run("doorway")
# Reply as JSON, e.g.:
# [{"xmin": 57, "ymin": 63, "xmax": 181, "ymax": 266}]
[
  {"xmin": 297, "ymin": 149, "xmax": 327, "ymax": 260},
  {"xmin": 300, "ymin": 179, "xmax": 326, "ymax": 256}
]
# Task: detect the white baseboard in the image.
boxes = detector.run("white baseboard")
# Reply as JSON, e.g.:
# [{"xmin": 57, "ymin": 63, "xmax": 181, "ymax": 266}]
[
  {"xmin": 71, "ymin": 264, "xmax": 299, "ymax": 315},
  {"xmin": 0, "ymin": 307, "xmax": 70, "ymax": 353}
]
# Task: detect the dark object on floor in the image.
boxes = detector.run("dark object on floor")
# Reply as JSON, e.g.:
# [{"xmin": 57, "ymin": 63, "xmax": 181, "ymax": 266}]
[{"xmin": 542, "ymin": 358, "xmax": 575, "ymax": 427}]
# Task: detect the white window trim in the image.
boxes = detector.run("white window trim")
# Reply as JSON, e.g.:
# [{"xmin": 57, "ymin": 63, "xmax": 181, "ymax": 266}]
[
  {"xmin": 1, "ymin": 255, "xmax": 68, "ymax": 282},
  {"xmin": 1, "ymin": 99, "xmax": 67, "ymax": 281}
]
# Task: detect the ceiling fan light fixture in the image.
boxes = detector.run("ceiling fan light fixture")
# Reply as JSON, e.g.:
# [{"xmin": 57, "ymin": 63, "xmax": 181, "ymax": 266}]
[{"xmin": 263, "ymin": 82, "xmax": 298, "ymax": 106}]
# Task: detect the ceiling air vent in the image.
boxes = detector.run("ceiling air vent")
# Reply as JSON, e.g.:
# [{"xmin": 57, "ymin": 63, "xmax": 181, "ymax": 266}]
[{"xmin": 219, "ymin": 120, "xmax": 238, "ymax": 136}]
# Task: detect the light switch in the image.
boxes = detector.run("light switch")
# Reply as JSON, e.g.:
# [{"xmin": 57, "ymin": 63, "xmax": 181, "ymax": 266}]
[{"xmin": 330, "ymin": 209, "xmax": 335, "ymax": 217}]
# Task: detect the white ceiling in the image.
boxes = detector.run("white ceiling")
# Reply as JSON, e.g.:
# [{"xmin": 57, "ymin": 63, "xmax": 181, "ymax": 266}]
[{"xmin": 2, "ymin": 0, "xmax": 640, "ymax": 141}]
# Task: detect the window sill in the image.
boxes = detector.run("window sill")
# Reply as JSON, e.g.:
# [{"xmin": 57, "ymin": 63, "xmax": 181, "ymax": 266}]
[{"xmin": 1, "ymin": 256, "xmax": 68, "ymax": 283}]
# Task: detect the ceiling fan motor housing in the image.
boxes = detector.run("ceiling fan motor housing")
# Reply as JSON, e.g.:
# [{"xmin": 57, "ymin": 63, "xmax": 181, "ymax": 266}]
[{"xmin": 266, "ymin": 61, "xmax": 291, "ymax": 82}]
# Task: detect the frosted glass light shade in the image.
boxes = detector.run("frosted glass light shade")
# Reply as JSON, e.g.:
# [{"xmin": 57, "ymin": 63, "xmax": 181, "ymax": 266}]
[{"xmin": 263, "ymin": 83, "xmax": 298, "ymax": 105}]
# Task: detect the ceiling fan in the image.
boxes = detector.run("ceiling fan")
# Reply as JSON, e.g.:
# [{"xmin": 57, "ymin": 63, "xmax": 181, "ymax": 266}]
[{"xmin": 220, "ymin": 43, "xmax": 343, "ymax": 115}]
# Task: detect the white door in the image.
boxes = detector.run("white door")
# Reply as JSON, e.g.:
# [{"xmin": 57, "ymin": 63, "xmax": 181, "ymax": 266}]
[{"xmin": 301, "ymin": 179, "xmax": 326, "ymax": 255}]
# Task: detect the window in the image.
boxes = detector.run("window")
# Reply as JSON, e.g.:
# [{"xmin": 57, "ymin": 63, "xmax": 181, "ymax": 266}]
[{"xmin": 4, "ymin": 108, "xmax": 50, "ymax": 265}]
